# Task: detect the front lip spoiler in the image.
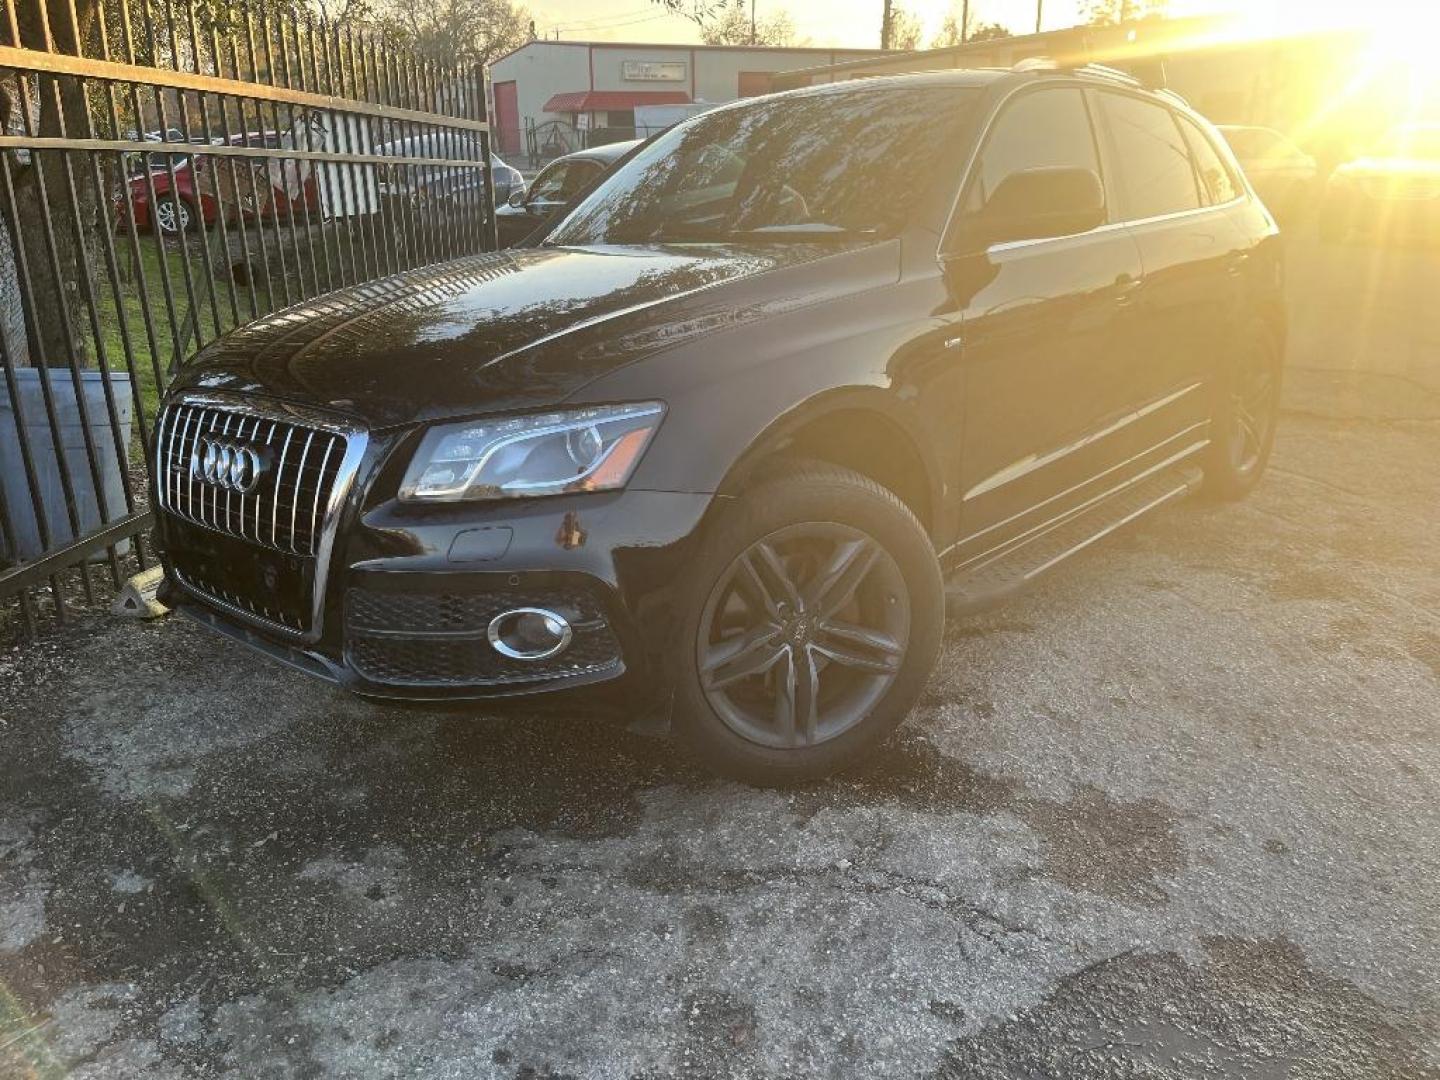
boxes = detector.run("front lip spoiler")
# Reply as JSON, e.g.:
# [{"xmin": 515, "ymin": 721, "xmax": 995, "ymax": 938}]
[{"xmin": 177, "ymin": 601, "xmax": 343, "ymax": 685}]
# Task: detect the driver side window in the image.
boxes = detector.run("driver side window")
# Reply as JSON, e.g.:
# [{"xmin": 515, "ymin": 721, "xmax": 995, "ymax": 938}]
[{"xmin": 965, "ymin": 88, "xmax": 1103, "ymax": 215}]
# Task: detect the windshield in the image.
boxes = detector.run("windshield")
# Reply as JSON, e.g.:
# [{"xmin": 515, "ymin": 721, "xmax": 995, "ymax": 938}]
[
  {"xmin": 546, "ymin": 86, "xmax": 981, "ymax": 246},
  {"xmin": 1369, "ymin": 125, "xmax": 1440, "ymax": 160}
]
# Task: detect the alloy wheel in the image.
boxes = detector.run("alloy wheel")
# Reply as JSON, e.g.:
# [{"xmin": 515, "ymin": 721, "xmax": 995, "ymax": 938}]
[
  {"xmin": 155, "ymin": 199, "xmax": 188, "ymax": 235},
  {"xmin": 1227, "ymin": 342, "xmax": 1277, "ymax": 474},
  {"xmin": 696, "ymin": 522, "xmax": 911, "ymax": 750}
]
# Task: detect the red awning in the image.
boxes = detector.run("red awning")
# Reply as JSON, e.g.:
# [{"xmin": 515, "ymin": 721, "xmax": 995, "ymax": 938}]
[{"xmin": 542, "ymin": 90, "xmax": 692, "ymax": 113}]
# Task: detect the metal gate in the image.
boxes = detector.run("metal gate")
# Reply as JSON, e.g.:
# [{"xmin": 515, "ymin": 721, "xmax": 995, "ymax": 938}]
[{"xmin": 0, "ymin": 0, "xmax": 495, "ymax": 639}]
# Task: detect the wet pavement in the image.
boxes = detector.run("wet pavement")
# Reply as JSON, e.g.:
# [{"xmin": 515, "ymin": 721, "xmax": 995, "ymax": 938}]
[{"xmin": 1, "ymin": 237, "xmax": 1439, "ymax": 1077}]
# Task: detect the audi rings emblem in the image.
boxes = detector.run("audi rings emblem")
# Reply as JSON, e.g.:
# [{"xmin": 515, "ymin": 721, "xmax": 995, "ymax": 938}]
[{"xmin": 190, "ymin": 437, "xmax": 266, "ymax": 494}]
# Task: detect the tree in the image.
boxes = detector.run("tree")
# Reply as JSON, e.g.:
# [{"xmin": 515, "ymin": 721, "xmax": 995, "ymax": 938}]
[
  {"xmin": 1084, "ymin": 0, "xmax": 1167, "ymax": 25},
  {"xmin": 648, "ymin": 0, "xmax": 732, "ymax": 28},
  {"xmin": 699, "ymin": 2, "xmax": 796, "ymax": 46},
  {"xmin": 887, "ymin": 6, "xmax": 923, "ymax": 51},
  {"xmin": 0, "ymin": 0, "xmax": 106, "ymax": 368},
  {"xmin": 969, "ymin": 21, "xmax": 1010, "ymax": 41},
  {"xmin": 932, "ymin": 3, "xmax": 1012, "ymax": 48},
  {"xmin": 377, "ymin": 0, "xmax": 530, "ymax": 68}
]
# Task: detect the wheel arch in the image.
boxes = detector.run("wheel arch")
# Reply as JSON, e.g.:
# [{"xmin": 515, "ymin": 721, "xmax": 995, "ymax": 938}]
[{"xmin": 715, "ymin": 388, "xmax": 943, "ymax": 542}]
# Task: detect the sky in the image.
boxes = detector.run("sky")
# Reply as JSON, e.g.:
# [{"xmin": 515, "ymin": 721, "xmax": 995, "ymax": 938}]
[
  {"xmin": 524, "ymin": 0, "xmax": 1087, "ymax": 49},
  {"xmin": 520, "ymin": 0, "xmax": 1403, "ymax": 51}
]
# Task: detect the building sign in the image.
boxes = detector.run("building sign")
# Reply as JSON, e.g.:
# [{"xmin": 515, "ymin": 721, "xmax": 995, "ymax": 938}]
[{"xmin": 622, "ymin": 60, "xmax": 687, "ymax": 82}]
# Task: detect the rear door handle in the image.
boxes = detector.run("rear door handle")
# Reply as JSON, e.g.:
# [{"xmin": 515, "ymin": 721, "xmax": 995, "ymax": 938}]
[
  {"xmin": 1113, "ymin": 273, "xmax": 1141, "ymax": 306},
  {"xmin": 1226, "ymin": 252, "xmax": 1249, "ymax": 277}
]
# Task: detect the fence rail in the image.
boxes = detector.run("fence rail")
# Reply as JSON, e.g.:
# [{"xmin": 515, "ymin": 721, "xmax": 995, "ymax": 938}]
[{"xmin": 0, "ymin": 0, "xmax": 496, "ymax": 640}]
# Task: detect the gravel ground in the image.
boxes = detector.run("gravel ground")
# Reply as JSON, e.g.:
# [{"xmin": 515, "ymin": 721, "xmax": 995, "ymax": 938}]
[{"xmin": 1, "ymin": 239, "xmax": 1438, "ymax": 1078}]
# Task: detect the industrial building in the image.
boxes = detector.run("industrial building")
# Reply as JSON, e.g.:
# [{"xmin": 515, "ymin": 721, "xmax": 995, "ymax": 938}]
[{"xmin": 488, "ymin": 39, "xmax": 891, "ymax": 164}]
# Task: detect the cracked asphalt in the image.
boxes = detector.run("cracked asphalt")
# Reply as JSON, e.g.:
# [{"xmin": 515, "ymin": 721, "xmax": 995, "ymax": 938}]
[{"xmin": 2, "ymin": 237, "xmax": 1439, "ymax": 1078}]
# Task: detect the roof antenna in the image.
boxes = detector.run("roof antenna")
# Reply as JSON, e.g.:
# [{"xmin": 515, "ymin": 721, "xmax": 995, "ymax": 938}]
[{"xmin": 1132, "ymin": 57, "xmax": 1168, "ymax": 89}]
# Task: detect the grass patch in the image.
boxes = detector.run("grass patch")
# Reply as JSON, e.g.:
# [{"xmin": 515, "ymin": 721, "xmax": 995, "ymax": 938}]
[{"xmin": 87, "ymin": 227, "xmax": 311, "ymax": 460}]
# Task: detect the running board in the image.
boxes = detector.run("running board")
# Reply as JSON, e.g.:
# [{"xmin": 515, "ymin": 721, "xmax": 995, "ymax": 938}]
[{"xmin": 944, "ymin": 464, "xmax": 1204, "ymax": 617}]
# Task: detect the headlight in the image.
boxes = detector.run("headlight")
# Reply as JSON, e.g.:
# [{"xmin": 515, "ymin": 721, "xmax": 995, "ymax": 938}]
[{"xmin": 398, "ymin": 402, "xmax": 665, "ymax": 502}]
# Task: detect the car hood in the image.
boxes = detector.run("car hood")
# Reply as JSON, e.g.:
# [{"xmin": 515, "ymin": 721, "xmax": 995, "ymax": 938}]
[{"xmin": 171, "ymin": 244, "xmax": 829, "ymax": 429}]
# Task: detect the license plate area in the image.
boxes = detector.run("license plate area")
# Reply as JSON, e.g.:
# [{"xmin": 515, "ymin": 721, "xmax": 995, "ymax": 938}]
[{"xmin": 167, "ymin": 521, "xmax": 315, "ymax": 634}]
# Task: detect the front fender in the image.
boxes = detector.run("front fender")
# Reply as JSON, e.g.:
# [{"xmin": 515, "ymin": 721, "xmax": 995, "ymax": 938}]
[{"xmin": 575, "ymin": 302, "xmax": 945, "ymax": 541}]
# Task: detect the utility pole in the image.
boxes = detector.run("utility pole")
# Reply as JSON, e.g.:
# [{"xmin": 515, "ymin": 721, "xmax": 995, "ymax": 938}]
[
  {"xmin": 881, "ymin": 0, "xmax": 892, "ymax": 48},
  {"xmin": 1035, "ymin": 0, "xmax": 1044, "ymax": 34},
  {"xmin": 750, "ymin": 0, "xmax": 757, "ymax": 46},
  {"xmin": 961, "ymin": 0, "xmax": 969, "ymax": 43}
]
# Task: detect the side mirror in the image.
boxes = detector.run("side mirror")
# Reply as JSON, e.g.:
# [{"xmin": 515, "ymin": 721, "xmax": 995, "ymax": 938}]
[
  {"xmin": 507, "ymin": 187, "xmax": 526, "ymax": 208},
  {"xmin": 975, "ymin": 166, "xmax": 1105, "ymax": 247}
]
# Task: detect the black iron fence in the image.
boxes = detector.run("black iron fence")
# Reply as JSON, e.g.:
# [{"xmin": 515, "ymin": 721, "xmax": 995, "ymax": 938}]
[{"xmin": 0, "ymin": 0, "xmax": 496, "ymax": 639}]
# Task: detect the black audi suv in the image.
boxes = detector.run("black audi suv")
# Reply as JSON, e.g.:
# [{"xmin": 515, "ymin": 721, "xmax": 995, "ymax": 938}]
[{"xmin": 154, "ymin": 65, "xmax": 1284, "ymax": 783}]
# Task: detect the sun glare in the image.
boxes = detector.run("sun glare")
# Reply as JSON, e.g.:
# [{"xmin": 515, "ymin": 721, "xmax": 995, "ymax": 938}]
[
  {"xmin": 1141, "ymin": 0, "xmax": 1440, "ymax": 152},
  {"xmin": 1221, "ymin": 0, "xmax": 1440, "ymax": 99}
]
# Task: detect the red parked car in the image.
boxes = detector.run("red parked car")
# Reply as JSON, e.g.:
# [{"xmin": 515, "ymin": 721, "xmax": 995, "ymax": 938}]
[
  {"xmin": 115, "ymin": 146, "xmax": 213, "ymax": 235},
  {"xmin": 116, "ymin": 132, "xmax": 322, "ymax": 236}
]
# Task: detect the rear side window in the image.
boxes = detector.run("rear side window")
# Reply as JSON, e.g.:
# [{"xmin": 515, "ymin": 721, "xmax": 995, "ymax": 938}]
[
  {"xmin": 969, "ymin": 88, "xmax": 1101, "ymax": 209},
  {"xmin": 1177, "ymin": 115, "xmax": 1241, "ymax": 205},
  {"xmin": 1096, "ymin": 92, "xmax": 1202, "ymax": 221}
]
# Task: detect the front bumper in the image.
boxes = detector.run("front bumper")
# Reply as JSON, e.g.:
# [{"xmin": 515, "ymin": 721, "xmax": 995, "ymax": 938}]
[{"xmin": 158, "ymin": 485, "xmax": 719, "ymax": 703}]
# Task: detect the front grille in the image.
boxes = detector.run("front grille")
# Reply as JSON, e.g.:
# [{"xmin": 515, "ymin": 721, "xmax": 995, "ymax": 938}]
[
  {"xmin": 156, "ymin": 399, "xmax": 361, "ymax": 637},
  {"xmin": 345, "ymin": 585, "xmax": 622, "ymax": 687},
  {"xmin": 155, "ymin": 402, "xmax": 347, "ymax": 555}
]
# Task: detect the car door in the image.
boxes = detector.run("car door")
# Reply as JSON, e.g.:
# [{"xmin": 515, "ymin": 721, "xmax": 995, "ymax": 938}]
[
  {"xmin": 942, "ymin": 85, "xmax": 1147, "ymax": 555},
  {"xmin": 1092, "ymin": 91, "xmax": 1244, "ymax": 450}
]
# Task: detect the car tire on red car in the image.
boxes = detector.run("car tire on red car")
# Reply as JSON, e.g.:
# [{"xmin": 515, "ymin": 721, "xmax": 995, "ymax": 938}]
[{"xmin": 154, "ymin": 196, "xmax": 197, "ymax": 236}]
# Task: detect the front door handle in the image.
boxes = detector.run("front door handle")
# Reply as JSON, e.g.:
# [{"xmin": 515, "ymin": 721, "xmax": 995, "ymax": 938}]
[{"xmin": 1225, "ymin": 252, "xmax": 1250, "ymax": 277}]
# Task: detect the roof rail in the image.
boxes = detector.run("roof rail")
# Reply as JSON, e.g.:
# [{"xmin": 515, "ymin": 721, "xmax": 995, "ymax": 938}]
[
  {"xmin": 1011, "ymin": 58, "xmax": 1147, "ymax": 89},
  {"xmin": 1072, "ymin": 63, "xmax": 1144, "ymax": 87}
]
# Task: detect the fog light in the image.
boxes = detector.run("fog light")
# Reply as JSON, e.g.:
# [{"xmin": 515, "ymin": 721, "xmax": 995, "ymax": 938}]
[{"xmin": 486, "ymin": 607, "xmax": 573, "ymax": 661}]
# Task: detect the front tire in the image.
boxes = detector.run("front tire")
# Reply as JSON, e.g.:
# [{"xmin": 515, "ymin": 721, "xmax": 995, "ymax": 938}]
[
  {"xmin": 1203, "ymin": 320, "xmax": 1282, "ymax": 501},
  {"xmin": 154, "ymin": 196, "xmax": 196, "ymax": 236},
  {"xmin": 672, "ymin": 462, "xmax": 944, "ymax": 785}
]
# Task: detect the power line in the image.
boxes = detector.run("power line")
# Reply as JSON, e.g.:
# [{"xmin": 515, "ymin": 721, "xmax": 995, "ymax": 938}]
[
  {"xmin": 543, "ymin": 5, "xmax": 655, "ymax": 29},
  {"xmin": 538, "ymin": 7, "xmax": 681, "ymax": 36}
]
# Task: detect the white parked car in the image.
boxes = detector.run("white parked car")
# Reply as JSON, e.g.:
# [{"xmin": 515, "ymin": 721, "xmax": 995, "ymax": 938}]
[{"xmin": 1218, "ymin": 125, "xmax": 1318, "ymax": 223}]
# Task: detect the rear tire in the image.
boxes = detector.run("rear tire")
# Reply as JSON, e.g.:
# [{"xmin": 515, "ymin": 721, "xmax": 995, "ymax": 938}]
[
  {"xmin": 1202, "ymin": 319, "xmax": 1282, "ymax": 501},
  {"xmin": 672, "ymin": 462, "xmax": 944, "ymax": 785}
]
